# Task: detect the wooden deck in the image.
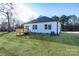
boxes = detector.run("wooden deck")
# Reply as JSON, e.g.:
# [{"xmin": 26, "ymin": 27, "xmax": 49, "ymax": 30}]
[{"xmin": 16, "ymin": 28, "xmax": 30, "ymax": 35}]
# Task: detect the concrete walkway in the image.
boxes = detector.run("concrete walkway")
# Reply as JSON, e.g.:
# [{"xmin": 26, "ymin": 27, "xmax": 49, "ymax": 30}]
[{"xmin": 62, "ymin": 31, "xmax": 79, "ymax": 34}]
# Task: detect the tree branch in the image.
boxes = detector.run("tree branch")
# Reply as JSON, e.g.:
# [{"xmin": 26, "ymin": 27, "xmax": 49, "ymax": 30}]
[{"xmin": 0, "ymin": 12, "xmax": 7, "ymax": 17}]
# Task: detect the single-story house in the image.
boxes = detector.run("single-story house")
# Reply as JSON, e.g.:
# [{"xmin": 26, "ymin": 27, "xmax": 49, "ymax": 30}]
[{"xmin": 24, "ymin": 16, "xmax": 61, "ymax": 34}]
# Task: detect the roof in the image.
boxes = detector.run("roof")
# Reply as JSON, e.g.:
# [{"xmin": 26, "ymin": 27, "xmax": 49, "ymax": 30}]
[{"xmin": 25, "ymin": 16, "xmax": 58, "ymax": 24}]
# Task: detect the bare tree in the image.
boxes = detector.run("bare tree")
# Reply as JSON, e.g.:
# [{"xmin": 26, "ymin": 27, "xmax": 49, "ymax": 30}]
[{"xmin": 0, "ymin": 3, "xmax": 14, "ymax": 32}]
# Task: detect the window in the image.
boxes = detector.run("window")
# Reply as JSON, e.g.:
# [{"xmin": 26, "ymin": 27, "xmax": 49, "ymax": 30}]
[
  {"xmin": 48, "ymin": 24, "xmax": 51, "ymax": 30},
  {"xmin": 33, "ymin": 25, "xmax": 34, "ymax": 30},
  {"xmin": 32, "ymin": 25, "xmax": 37, "ymax": 30},
  {"xmin": 44, "ymin": 24, "xmax": 51, "ymax": 30},
  {"xmin": 26, "ymin": 26, "xmax": 29, "ymax": 30},
  {"xmin": 45, "ymin": 24, "xmax": 47, "ymax": 30},
  {"xmin": 35, "ymin": 25, "xmax": 37, "ymax": 29}
]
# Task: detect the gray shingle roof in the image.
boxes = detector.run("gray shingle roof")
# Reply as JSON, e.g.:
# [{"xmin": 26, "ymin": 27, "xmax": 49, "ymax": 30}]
[{"xmin": 25, "ymin": 16, "xmax": 57, "ymax": 24}]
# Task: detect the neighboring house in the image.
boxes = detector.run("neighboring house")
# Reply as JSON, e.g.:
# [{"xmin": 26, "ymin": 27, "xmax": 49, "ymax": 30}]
[{"xmin": 24, "ymin": 16, "xmax": 61, "ymax": 34}]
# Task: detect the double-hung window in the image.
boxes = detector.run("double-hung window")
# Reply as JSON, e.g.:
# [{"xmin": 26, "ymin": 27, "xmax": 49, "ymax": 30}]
[
  {"xmin": 33, "ymin": 25, "xmax": 37, "ymax": 30},
  {"xmin": 44, "ymin": 24, "xmax": 51, "ymax": 30}
]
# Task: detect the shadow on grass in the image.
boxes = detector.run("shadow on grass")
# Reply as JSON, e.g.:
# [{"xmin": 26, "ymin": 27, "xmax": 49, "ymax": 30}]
[
  {"xmin": 0, "ymin": 32, "xmax": 10, "ymax": 37},
  {"xmin": 22, "ymin": 33, "xmax": 79, "ymax": 47}
]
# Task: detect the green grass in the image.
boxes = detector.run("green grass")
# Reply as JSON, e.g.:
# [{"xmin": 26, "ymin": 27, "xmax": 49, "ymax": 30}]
[{"xmin": 0, "ymin": 32, "xmax": 79, "ymax": 56}]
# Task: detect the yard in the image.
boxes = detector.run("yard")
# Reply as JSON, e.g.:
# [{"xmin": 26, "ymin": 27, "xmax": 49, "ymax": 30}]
[{"xmin": 0, "ymin": 32, "xmax": 79, "ymax": 56}]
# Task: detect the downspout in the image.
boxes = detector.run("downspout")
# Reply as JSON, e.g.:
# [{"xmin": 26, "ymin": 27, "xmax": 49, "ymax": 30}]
[{"xmin": 57, "ymin": 21, "xmax": 58, "ymax": 35}]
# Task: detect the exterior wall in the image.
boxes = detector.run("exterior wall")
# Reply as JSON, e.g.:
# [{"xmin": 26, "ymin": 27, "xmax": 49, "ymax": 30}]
[{"xmin": 24, "ymin": 22, "xmax": 61, "ymax": 34}]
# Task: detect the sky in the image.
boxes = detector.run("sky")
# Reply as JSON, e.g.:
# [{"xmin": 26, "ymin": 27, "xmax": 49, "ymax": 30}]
[{"xmin": 14, "ymin": 3, "xmax": 79, "ymax": 22}]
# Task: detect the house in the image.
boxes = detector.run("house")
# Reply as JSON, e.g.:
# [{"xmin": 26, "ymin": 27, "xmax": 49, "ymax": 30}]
[{"xmin": 24, "ymin": 16, "xmax": 61, "ymax": 34}]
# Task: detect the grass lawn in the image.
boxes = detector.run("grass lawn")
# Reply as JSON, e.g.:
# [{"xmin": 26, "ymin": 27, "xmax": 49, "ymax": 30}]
[{"xmin": 0, "ymin": 32, "xmax": 79, "ymax": 56}]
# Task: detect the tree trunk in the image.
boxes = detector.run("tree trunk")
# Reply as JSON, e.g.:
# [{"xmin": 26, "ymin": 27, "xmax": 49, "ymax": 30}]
[
  {"xmin": 61, "ymin": 22, "xmax": 65, "ymax": 31},
  {"xmin": 6, "ymin": 12, "xmax": 11, "ymax": 32}
]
